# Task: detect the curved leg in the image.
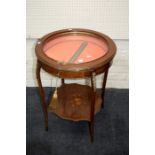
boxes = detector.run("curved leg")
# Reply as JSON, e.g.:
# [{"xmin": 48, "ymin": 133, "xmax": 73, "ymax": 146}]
[
  {"xmin": 88, "ymin": 73, "xmax": 96, "ymax": 143},
  {"xmin": 36, "ymin": 61, "xmax": 48, "ymax": 131},
  {"xmin": 101, "ymin": 67, "xmax": 109, "ymax": 108},
  {"xmin": 88, "ymin": 121, "xmax": 94, "ymax": 143}
]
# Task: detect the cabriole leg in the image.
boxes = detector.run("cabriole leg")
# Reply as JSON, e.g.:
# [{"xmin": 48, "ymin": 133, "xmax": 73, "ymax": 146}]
[
  {"xmin": 88, "ymin": 72, "xmax": 96, "ymax": 143},
  {"xmin": 101, "ymin": 68, "xmax": 109, "ymax": 108},
  {"xmin": 36, "ymin": 61, "xmax": 48, "ymax": 131}
]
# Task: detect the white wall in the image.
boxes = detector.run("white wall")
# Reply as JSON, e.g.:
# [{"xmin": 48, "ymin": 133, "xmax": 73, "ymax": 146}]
[
  {"xmin": 27, "ymin": 0, "xmax": 128, "ymax": 39},
  {"xmin": 26, "ymin": 0, "xmax": 128, "ymax": 88}
]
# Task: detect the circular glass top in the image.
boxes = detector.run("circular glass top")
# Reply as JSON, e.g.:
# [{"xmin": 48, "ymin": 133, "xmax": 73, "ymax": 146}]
[{"xmin": 43, "ymin": 34, "xmax": 108, "ymax": 64}]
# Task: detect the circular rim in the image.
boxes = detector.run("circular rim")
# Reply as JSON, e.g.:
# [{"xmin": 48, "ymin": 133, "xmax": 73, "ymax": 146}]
[{"xmin": 35, "ymin": 28, "xmax": 116, "ymax": 72}]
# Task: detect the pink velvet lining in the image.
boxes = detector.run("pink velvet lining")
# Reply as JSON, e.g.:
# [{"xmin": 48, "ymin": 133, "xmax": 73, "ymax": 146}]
[{"xmin": 43, "ymin": 35, "xmax": 108, "ymax": 64}]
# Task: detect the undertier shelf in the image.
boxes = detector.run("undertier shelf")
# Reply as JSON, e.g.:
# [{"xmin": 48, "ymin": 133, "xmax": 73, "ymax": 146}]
[{"xmin": 48, "ymin": 83, "xmax": 103, "ymax": 121}]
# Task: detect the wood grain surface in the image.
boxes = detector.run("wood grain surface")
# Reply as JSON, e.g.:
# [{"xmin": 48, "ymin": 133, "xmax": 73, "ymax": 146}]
[{"xmin": 48, "ymin": 84, "xmax": 102, "ymax": 121}]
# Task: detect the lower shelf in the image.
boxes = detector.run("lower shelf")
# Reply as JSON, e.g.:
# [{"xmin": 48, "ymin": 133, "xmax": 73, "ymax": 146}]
[{"xmin": 48, "ymin": 83, "xmax": 102, "ymax": 121}]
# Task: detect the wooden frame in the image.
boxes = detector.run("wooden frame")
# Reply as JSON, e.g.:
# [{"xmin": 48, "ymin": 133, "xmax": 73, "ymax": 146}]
[{"xmin": 35, "ymin": 28, "xmax": 116, "ymax": 143}]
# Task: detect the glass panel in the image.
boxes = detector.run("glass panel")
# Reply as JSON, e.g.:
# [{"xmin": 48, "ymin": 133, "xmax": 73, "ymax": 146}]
[{"xmin": 43, "ymin": 34, "xmax": 108, "ymax": 64}]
